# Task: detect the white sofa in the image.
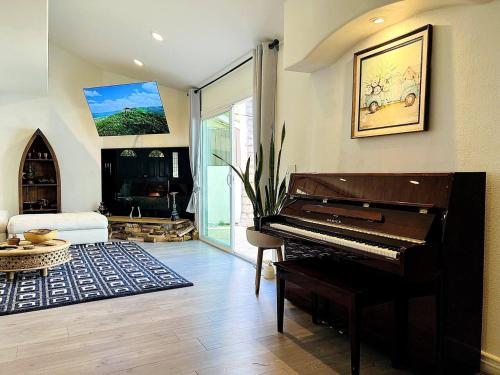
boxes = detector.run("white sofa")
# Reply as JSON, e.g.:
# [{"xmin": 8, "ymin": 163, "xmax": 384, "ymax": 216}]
[
  {"xmin": 7, "ymin": 212, "xmax": 108, "ymax": 245},
  {"xmin": 0, "ymin": 210, "xmax": 8, "ymax": 242}
]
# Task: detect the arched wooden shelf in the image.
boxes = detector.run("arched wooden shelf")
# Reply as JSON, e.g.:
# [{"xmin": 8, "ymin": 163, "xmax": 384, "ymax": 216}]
[{"xmin": 18, "ymin": 129, "xmax": 61, "ymax": 214}]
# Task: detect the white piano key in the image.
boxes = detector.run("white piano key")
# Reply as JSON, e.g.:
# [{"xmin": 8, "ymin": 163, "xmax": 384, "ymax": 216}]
[
  {"xmin": 269, "ymin": 223, "xmax": 400, "ymax": 260},
  {"xmin": 284, "ymin": 215, "xmax": 426, "ymax": 245}
]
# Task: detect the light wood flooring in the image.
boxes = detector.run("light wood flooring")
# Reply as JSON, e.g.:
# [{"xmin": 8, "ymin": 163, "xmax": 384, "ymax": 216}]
[{"xmin": 0, "ymin": 241, "xmax": 415, "ymax": 375}]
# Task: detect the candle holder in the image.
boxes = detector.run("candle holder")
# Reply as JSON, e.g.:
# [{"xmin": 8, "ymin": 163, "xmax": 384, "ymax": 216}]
[{"xmin": 170, "ymin": 192, "xmax": 180, "ymax": 221}]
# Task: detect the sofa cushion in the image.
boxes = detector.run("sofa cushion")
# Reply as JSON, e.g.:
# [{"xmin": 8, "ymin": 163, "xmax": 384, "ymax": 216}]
[{"xmin": 7, "ymin": 212, "xmax": 108, "ymax": 234}]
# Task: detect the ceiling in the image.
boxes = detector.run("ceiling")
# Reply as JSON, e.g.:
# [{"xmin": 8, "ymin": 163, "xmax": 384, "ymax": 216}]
[{"xmin": 49, "ymin": 0, "xmax": 284, "ymax": 90}]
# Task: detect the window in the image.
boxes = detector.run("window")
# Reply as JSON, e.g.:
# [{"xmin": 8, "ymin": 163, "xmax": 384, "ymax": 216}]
[
  {"xmin": 172, "ymin": 152, "xmax": 179, "ymax": 178},
  {"xmin": 120, "ymin": 149, "xmax": 137, "ymax": 157},
  {"xmin": 148, "ymin": 150, "xmax": 164, "ymax": 158}
]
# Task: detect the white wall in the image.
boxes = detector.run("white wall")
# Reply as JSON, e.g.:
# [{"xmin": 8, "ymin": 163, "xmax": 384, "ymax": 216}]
[{"xmin": 277, "ymin": 0, "xmax": 500, "ymax": 360}]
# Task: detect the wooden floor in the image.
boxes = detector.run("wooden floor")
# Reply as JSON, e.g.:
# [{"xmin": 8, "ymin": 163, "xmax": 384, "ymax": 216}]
[{"xmin": 0, "ymin": 241, "xmax": 415, "ymax": 375}]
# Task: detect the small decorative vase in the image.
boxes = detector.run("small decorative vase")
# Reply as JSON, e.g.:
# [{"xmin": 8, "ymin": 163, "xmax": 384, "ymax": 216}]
[
  {"xmin": 25, "ymin": 165, "xmax": 35, "ymax": 184},
  {"xmin": 262, "ymin": 260, "xmax": 275, "ymax": 279},
  {"xmin": 97, "ymin": 202, "xmax": 107, "ymax": 215},
  {"xmin": 129, "ymin": 206, "xmax": 135, "ymax": 219},
  {"xmin": 7, "ymin": 234, "xmax": 20, "ymax": 246}
]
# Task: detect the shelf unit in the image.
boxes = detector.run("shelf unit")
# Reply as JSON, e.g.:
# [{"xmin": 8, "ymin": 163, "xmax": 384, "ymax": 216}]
[
  {"xmin": 22, "ymin": 184, "xmax": 58, "ymax": 187},
  {"xmin": 18, "ymin": 129, "xmax": 61, "ymax": 214}
]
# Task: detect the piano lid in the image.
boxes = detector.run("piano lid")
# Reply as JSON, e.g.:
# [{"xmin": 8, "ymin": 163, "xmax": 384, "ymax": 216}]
[{"xmin": 288, "ymin": 173, "xmax": 453, "ymax": 209}]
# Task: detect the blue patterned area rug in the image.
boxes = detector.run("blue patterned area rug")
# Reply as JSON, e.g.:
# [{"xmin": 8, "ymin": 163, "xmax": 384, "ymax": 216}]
[{"xmin": 0, "ymin": 241, "xmax": 193, "ymax": 316}]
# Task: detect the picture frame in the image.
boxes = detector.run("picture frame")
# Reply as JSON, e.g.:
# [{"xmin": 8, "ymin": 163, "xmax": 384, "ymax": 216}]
[{"xmin": 351, "ymin": 25, "xmax": 432, "ymax": 138}]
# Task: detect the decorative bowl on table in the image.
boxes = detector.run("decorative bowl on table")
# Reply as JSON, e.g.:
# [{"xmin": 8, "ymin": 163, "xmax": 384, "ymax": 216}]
[{"xmin": 23, "ymin": 229, "xmax": 58, "ymax": 244}]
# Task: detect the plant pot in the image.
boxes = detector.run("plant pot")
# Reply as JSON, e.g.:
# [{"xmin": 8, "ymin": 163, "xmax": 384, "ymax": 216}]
[{"xmin": 246, "ymin": 227, "xmax": 284, "ymax": 248}]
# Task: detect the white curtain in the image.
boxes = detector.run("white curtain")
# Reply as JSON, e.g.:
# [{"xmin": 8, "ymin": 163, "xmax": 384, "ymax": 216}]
[
  {"xmin": 186, "ymin": 89, "xmax": 201, "ymax": 229},
  {"xmin": 253, "ymin": 41, "xmax": 279, "ymax": 182}
]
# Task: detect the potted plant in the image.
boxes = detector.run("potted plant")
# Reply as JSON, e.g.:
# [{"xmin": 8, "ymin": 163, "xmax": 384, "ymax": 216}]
[{"xmin": 213, "ymin": 122, "xmax": 287, "ymax": 230}]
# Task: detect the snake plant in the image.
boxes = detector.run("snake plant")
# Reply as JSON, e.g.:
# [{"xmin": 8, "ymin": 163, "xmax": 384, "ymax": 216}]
[{"xmin": 214, "ymin": 122, "xmax": 287, "ymax": 223}]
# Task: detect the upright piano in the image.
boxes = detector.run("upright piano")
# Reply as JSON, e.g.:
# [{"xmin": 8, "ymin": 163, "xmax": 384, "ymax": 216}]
[{"xmin": 261, "ymin": 173, "xmax": 485, "ymax": 374}]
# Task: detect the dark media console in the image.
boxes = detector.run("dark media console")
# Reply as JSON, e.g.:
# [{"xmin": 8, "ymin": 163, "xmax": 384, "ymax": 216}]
[{"xmin": 101, "ymin": 147, "xmax": 193, "ymax": 219}]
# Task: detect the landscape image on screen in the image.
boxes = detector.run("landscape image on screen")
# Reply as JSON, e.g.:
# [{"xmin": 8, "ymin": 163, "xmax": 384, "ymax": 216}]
[{"xmin": 83, "ymin": 81, "xmax": 169, "ymax": 136}]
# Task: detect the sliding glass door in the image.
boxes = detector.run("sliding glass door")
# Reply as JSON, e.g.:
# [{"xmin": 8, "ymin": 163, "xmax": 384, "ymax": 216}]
[
  {"xmin": 200, "ymin": 98, "xmax": 263, "ymax": 262},
  {"xmin": 201, "ymin": 110, "xmax": 233, "ymax": 249},
  {"xmin": 230, "ymin": 98, "xmax": 258, "ymax": 260}
]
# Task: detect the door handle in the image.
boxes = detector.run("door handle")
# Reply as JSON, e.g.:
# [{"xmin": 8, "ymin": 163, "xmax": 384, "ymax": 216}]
[{"xmin": 226, "ymin": 172, "xmax": 232, "ymax": 187}]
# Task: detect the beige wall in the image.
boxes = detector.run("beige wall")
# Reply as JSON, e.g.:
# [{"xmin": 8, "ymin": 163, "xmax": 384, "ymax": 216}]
[
  {"xmin": 283, "ymin": 0, "xmax": 394, "ymax": 69},
  {"xmin": 48, "ymin": 44, "xmax": 103, "ymax": 212},
  {"xmin": 48, "ymin": 43, "xmax": 189, "ymax": 212},
  {"xmin": 0, "ymin": 0, "xmax": 188, "ymax": 216},
  {"xmin": 277, "ymin": 0, "xmax": 500, "ymax": 360},
  {"xmin": 0, "ymin": 0, "xmax": 49, "ymax": 217}
]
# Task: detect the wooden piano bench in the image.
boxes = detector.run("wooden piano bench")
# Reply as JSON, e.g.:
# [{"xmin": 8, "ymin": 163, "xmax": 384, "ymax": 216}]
[{"xmin": 274, "ymin": 259, "xmax": 407, "ymax": 375}]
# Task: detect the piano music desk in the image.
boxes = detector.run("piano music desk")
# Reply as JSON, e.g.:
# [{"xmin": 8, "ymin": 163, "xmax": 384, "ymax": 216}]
[{"xmin": 275, "ymin": 259, "xmax": 406, "ymax": 375}]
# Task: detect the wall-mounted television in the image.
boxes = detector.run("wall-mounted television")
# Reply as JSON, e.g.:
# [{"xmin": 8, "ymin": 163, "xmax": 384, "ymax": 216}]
[{"xmin": 83, "ymin": 81, "xmax": 169, "ymax": 137}]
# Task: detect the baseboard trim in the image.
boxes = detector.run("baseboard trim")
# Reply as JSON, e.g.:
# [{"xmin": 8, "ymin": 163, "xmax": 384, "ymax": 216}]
[{"xmin": 481, "ymin": 351, "xmax": 500, "ymax": 375}]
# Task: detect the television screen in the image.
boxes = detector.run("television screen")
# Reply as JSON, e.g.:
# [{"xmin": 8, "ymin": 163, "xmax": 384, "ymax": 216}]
[{"xmin": 83, "ymin": 81, "xmax": 169, "ymax": 136}]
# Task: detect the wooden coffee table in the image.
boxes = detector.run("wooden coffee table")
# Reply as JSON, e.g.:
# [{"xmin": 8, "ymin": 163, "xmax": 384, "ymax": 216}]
[{"xmin": 0, "ymin": 239, "xmax": 71, "ymax": 281}]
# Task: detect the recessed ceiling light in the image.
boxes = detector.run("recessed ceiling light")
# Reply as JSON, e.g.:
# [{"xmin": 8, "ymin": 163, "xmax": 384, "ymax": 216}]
[
  {"xmin": 151, "ymin": 32, "xmax": 164, "ymax": 41},
  {"xmin": 370, "ymin": 17, "xmax": 385, "ymax": 24},
  {"xmin": 133, "ymin": 59, "xmax": 144, "ymax": 67}
]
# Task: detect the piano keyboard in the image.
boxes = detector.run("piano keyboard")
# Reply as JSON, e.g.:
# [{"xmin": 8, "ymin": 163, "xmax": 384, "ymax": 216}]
[
  {"xmin": 285, "ymin": 215, "xmax": 426, "ymax": 245},
  {"xmin": 269, "ymin": 223, "xmax": 400, "ymax": 260}
]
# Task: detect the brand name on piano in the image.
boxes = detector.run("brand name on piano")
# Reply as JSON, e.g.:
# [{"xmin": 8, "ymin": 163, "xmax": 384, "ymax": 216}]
[{"xmin": 327, "ymin": 216, "xmax": 342, "ymax": 224}]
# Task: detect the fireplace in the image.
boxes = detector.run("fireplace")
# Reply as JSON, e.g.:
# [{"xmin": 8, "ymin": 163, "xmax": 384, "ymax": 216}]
[{"xmin": 101, "ymin": 147, "xmax": 193, "ymax": 219}]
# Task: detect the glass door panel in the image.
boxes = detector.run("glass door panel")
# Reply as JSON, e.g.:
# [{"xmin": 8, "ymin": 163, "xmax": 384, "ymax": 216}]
[
  {"xmin": 201, "ymin": 110, "xmax": 232, "ymax": 248},
  {"xmin": 230, "ymin": 98, "xmax": 265, "ymax": 262}
]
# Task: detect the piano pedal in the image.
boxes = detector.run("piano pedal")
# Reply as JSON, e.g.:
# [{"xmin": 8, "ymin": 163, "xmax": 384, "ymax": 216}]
[
  {"xmin": 317, "ymin": 318, "xmax": 347, "ymax": 335},
  {"xmin": 328, "ymin": 320, "xmax": 347, "ymax": 335}
]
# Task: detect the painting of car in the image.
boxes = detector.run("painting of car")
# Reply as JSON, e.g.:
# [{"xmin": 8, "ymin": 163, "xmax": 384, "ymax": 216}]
[
  {"xmin": 364, "ymin": 67, "xmax": 420, "ymax": 114},
  {"xmin": 351, "ymin": 25, "xmax": 431, "ymax": 138}
]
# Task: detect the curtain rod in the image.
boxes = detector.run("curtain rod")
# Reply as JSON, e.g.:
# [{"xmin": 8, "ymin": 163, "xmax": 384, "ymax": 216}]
[
  {"xmin": 194, "ymin": 57, "xmax": 253, "ymax": 94},
  {"xmin": 194, "ymin": 39, "xmax": 279, "ymax": 94}
]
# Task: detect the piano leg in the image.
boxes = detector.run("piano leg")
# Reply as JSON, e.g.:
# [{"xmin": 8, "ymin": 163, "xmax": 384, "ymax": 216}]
[
  {"xmin": 349, "ymin": 295, "xmax": 361, "ymax": 375},
  {"xmin": 276, "ymin": 272, "xmax": 285, "ymax": 333},
  {"xmin": 392, "ymin": 293, "xmax": 408, "ymax": 368}
]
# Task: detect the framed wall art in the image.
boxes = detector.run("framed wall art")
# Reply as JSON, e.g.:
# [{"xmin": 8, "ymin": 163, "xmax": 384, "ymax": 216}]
[{"xmin": 351, "ymin": 25, "xmax": 432, "ymax": 138}]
